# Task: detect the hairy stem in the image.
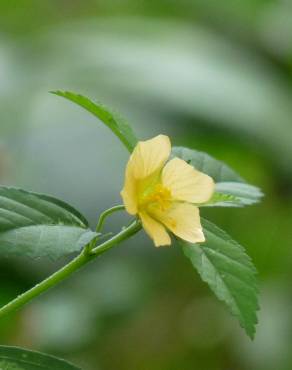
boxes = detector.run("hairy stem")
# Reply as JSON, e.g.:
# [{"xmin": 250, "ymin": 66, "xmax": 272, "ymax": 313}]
[{"xmin": 0, "ymin": 220, "xmax": 141, "ymax": 319}]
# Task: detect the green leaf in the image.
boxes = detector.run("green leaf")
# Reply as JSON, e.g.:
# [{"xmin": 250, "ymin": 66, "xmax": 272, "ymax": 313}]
[
  {"xmin": 214, "ymin": 182, "xmax": 263, "ymax": 207},
  {"xmin": 0, "ymin": 346, "xmax": 81, "ymax": 369},
  {"xmin": 0, "ymin": 187, "xmax": 98, "ymax": 260},
  {"xmin": 203, "ymin": 191, "xmax": 243, "ymax": 207},
  {"xmin": 172, "ymin": 146, "xmax": 245, "ymax": 183},
  {"xmin": 180, "ymin": 219, "xmax": 259, "ymax": 338},
  {"xmin": 203, "ymin": 182, "xmax": 263, "ymax": 207},
  {"xmin": 51, "ymin": 90, "xmax": 138, "ymax": 152}
]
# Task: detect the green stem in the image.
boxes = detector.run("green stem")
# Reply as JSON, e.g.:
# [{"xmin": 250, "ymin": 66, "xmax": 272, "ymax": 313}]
[
  {"xmin": 0, "ymin": 220, "xmax": 141, "ymax": 319},
  {"xmin": 96, "ymin": 205, "xmax": 125, "ymax": 232},
  {"xmin": 92, "ymin": 219, "xmax": 140, "ymax": 254}
]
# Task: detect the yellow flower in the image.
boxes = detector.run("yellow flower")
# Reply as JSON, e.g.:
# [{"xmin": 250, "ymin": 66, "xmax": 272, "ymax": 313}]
[{"xmin": 121, "ymin": 135, "xmax": 215, "ymax": 247}]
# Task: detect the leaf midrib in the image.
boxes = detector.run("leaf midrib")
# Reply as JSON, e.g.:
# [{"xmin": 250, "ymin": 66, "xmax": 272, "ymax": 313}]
[
  {"xmin": 203, "ymin": 244, "xmax": 255, "ymax": 272},
  {"xmin": 0, "ymin": 194, "xmax": 86, "ymax": 228},
  {"xmin": 0, "ymin": 354, "xmax": 75, "ymax": 369},
  {"xmin": 0, "ymin": 195, "xmax": 54, "ymax": 224},
  {"xmin": 200, "ymin": 249, "xmax": 242, "ymax": 317}
]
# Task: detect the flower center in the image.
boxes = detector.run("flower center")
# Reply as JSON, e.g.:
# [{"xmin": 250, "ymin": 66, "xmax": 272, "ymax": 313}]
[{"xmin": 139, "ymin": 183, "xmax": 172, "ymax": 212}]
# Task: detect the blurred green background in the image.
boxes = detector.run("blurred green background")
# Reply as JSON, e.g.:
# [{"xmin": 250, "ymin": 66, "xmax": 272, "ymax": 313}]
[{"xmin": 0, "ymin": 1, "xmax": 292, "ymax": 369}]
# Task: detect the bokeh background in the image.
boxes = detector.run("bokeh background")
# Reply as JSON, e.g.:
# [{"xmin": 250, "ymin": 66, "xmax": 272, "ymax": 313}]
[{"xmin": 0, "ymin": 1, "xmax": 292, "ymax": 369}]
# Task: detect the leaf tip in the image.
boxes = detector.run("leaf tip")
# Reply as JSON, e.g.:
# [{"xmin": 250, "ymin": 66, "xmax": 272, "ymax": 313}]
[{"xmin": 50, "ymin": 90, "xmax": 68, "ymax": 97}]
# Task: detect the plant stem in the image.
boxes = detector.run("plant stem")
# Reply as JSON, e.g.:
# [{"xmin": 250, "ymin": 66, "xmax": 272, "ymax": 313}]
[
  {"xmin": 92, "ymin": 219, "xmax": 140, "ymax": 254},
  {"xmin": 0, "ymin": 220, "xmax": 141, "ymax": 319},
  {"xmin": 96, "ymin": 205, "xmax": 125, "ymax": 232}
]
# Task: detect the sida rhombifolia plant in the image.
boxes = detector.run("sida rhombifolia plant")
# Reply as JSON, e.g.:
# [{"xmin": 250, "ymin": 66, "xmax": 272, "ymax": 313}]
[{"xmin": 0, "ymin": 91, "xmax": 263, "ymax": 368}]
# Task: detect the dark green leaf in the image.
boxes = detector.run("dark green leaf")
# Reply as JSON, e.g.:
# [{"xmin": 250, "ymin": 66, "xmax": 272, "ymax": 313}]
[
  {"xmin": 51, "ymin": 90, "xmax": 138, "ymax": 152},
  {"xmin": 0, "ymin": 187, "xmax": 98, "ymax": 260},
  {"xmin": 0, "ymin": 346, "xmax": 81, "ymax": 369},
  {"xmin": 180, "ymin": 218, "xmax": 259, "ymax": 338},
  {"xmin": 172, "ymin": 146, "xmax": 244, "ymax": 182}
]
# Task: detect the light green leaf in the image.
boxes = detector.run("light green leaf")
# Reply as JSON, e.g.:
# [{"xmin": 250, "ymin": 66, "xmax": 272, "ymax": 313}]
[
  {"xmin": 51, "ymin": 90, "xmax": 138, "ymax": 152},
  {"xmin": 180, "ymin": 218, "xmax": 259, "ymax": 338},
  {"xmin": 172, "ymin": 146, "xmax": 244, "ymax": 183},
  {"xmin": 203, "ymin": 191, "xmax": 242, "ymax": 207},
  {"xmin": 0, "ymin": 346, "xmax": 81, "ymax": 369},
  {"xmin": 0, "ymin": 187, "xmax": 98, "ymax": 260},
  {"xmin": 214, "ymin": 182, "xmax": 263, "ymax": 206},
  {"xmin": 203, "ymin": 182, "xmax": 264, "ymax": 207}
]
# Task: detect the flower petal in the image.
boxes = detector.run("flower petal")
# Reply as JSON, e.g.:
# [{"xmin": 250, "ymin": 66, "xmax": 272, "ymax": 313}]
[
  {"xmin": 139, "ymin": 211, "xmax": 171, "ymax": 247},
  {"xmin": 129, "ymin": 135, "xmax": 171, "ymax": 179},
  {"xmin": 152, "ymin": 203, "xmax": 205, "ymax": 244},
  {"xmin": 121, "ymin": 135, "xmax": 171, "ymax": 214},
  {"xmin": 162, "ymin": 157, "xmax": 215, "ymax": 204},
  {"xmin": 120, "ymin": 168, "xmax": 138, "ymax": 215}
]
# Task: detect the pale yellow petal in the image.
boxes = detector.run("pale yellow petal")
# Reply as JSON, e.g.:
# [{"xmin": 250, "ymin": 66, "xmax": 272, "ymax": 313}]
[
  {"xmin": 162, "ymin": 157, "xmax": 215, "ymax": 204},
  {"xmin": 129, "ymin": 135, "xmax": 171, "ymax": 179},
  {"xmin": 152, "ymin": 203, "xmax": 205, "ymax": 244},
  {"xmin": 121, "ymin": 135, "xmax": 171, "ymax": 214},
  {"xmin": 139, "ymin": 211, "xmax": 171, "ymax": 247},
  {"xmin": 120, "ymin": 169, "xmax": 138, "ymax": 215}
]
